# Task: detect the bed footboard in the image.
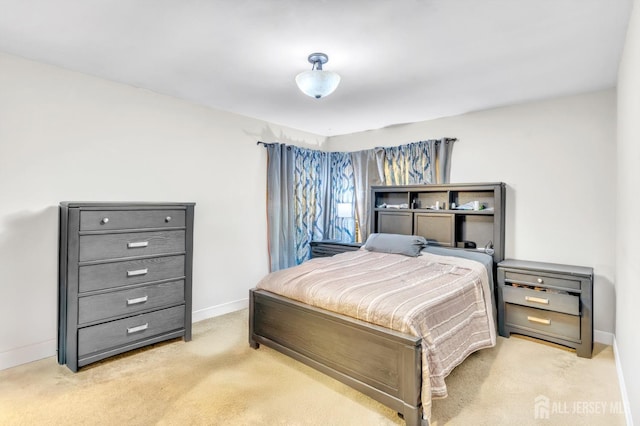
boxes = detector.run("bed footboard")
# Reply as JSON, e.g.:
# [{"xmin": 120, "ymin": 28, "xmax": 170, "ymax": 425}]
[{"xmin": 249, "ymin": 289, "xmax": 424, "ymax": 425}]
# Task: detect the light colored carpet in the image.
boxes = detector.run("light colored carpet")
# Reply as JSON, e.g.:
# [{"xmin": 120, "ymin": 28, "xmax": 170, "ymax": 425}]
[{"xmin": 0, "ymin": 309, "xmax": 625, "ymax": 425}]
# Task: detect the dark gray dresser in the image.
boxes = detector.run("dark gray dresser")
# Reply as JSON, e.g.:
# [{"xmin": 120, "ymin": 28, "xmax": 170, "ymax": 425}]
[{"xmin": 58, "ymin": 202, "xmax": 195, "ymax": 371}]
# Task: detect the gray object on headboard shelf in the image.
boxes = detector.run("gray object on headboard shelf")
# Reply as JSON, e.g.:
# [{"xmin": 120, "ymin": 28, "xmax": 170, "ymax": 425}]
[{"xmin": 370, "ymin": 182, "xmax": 506, "ymax": 264}]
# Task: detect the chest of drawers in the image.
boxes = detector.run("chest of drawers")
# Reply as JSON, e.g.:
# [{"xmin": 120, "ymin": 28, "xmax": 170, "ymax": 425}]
[
  {"xmin": 58, "ymin": 202, "xmax": 195, "ymax": 371},
  {"xmin": 497, "ymin": 259, "xmax": 593, "ymax": 358}
]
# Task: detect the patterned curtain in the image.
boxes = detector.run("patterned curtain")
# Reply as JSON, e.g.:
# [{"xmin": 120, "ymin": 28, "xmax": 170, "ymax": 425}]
[
  {"xmin": 292, "ymin": 146, "xmax": 330, "ymax": 264},
  {"xmin": 326, "ymin": 152, "xmax": 356, "ymax": 243},
  {"xmin": 376, "ymin": 140, "xmax": 435, "ymax": 185}
]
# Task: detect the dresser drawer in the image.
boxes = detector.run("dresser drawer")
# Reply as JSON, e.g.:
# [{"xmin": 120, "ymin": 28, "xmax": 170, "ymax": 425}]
[
  {"xmin": 79, "ymin": 230, "xmax": 185, "ymax": 262},
  {"xmin": 80, "ymin": 210, "xmax": 186, "ymax": 231},
  {"xmin": 79, "ymin": 255, "xmax": 185, "ymax": 293},
  {"xmin": 504, "ymin": 271, "xmax": 581, "ymax": 291},
  {"xmin": 78, "ymin": 305, "xmax": 185, "ymax": 358},
  {"xmin": 502, "ymin": 285, "xmax": 579, "ymax": 315},
  {"xmin": 505, "ymin": 303, "xmax": 580, "ymax": 341},
  {"xmin": 78, "ymin": 280, "xmax": 185, "ymax": 325}
]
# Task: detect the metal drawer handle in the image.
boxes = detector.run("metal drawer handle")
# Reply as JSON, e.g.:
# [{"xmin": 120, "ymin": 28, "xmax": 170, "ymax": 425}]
[
  {"xmin": 127, "ymin": 268, "xmax": 148, "ymax": 277},
  {"xmin": 127, "ymin": 241, "xmax": 149, "ymax": 248},
  {"xmin": 525, "ymin": 296, "xmax": 549, "ymax": 305},
  {"xmin": 165, "ymin": 216, "xmax": 172, "ymax": 223},
  {"xmin": 527, "ymin": 316, "xmax": 551, "ymax": 325},
  {"xmin": 126, "ymin": 295, "xmax": 148, "ymax": 305},
  {"xmin": 101, "ymin": 217, "xmax": 109, "ymax": 225},
  {"xmin": 127, "ymin": 323, "xmax": 149, "ymax": 334},
  {"xmin": 537, "ymin": 278, "xmax": 544, "ymax": 284}
]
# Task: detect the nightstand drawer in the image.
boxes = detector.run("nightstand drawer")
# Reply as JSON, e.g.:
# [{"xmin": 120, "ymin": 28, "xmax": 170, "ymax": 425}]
[
  {"xmin": 505, "ymin": 304, "xmax": 580, "ymax": 342},
  {"xmin": 502, "ymin": 285, "xmax": 579, "ymax": 315},
  {"xmin": 310, "ymin": 241, "xmax": 362, "ymax": 258},
  {"xmin": 504, "ymin": 271, "xmax": 581, "ymax": 291},
  {"xmin": 78, "ymin": 280, "xmax": 185, "ymax": 325},
  {"xmin": 80, "ymin": 210, "xmax": 186, "ymax": 231},
  {"xmin": 79, "ymin": 255, "xmax": 185, "ymax": 293},
  {"xmin": 79, "ymin": 230, "xmax": 185, "ymax": 262},
  {"xmin": 78, "ymin": 305, "xmax": 185, "ymax": 358}
]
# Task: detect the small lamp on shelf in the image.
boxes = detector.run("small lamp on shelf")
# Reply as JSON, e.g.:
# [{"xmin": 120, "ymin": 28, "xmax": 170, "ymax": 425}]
[
  {"xmin": 337, "ymin": 202, "xmax": 354, "ymax": 219},
  {"xmin": 337, "ymin": 202, "xmax": 355, "ymax": 243}
]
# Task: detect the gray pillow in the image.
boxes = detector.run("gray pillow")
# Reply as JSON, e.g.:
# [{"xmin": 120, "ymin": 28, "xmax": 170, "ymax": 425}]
[{"xmin": 364, "ymin": 233, "xmax": 427, "ymax": 257}]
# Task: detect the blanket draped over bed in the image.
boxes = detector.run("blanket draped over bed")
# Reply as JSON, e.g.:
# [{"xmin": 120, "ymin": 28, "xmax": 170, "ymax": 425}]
[{"xmin": 256, "ymin": 249, "xmax": 496, "ymax": 420}]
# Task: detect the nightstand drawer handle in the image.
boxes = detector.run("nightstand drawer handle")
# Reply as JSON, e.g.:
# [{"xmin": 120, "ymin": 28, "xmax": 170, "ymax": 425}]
[
  {"xmin": 101, "ymin": 217, "xmax": 109, "ymax": 225},
  {"xmin": 126, "ymin": 295, "xmax": 148, "ymax": 305},
  {"xmin": 527, "ymin": 316, "xmax": 551, "ymax": 325},
  {"xmin": 525, "ymin": 296, "xmax": 549, "ymax": 305},
  {"xmin": 537, "ymin": 278, "xmax": 544, "ymax": 284},
  {"xmin": 128, "ymin": 241, "xmax": 149, "ymax": 248},
  {"xmin": 127, "ymin": 268, "xmax": 148, "ymax": 277},
  {"xmin": 127, "ymin": 323, "xmax": 149, "ymax": 334}
]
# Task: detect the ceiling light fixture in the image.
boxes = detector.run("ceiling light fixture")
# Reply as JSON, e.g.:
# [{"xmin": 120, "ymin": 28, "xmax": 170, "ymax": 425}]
[{"xmin": 295, "ymin": 52, "xmax": 341, "ymax": 99}]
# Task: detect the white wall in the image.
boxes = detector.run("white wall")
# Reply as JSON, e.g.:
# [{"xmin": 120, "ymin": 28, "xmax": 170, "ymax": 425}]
[
  {"xmin": 328, "ymin": 90, "xmax": 617, "ymax": 338},
  {"xmin": 0, "ymin": 50, "xmax": 622, "ymax": 374},
  {"xmin": 616, "ymin": 0, "xmax": 640, "ymax": 423},
  {"xmin": 0, "ymin": 52, "xmax": 326, "ymax": 370}
]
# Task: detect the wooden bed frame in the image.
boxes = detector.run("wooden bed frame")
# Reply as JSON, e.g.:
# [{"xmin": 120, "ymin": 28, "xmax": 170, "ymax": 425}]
[
  {"xmin": 249, "ymin": 183, "xmax": 506, "ymax": 425},
  {"xmin": 249, "ymin": 289, "xmax": 424, "ymax": 424}
]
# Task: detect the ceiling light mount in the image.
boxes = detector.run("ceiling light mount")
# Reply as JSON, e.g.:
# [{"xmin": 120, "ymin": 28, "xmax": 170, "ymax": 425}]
[
  {"xmin": 307, "ymin": 52, "xmax": 329, "ymax": 70},
  {"xmin": 295, "ymin": 52, "xmax": 340, "ymax": 99}
]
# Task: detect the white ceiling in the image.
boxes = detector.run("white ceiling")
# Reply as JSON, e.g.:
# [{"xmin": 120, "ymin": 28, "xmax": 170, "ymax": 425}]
[{"xmin": 0, "ymin": 0, "xmax": 632, "ymax": 136}]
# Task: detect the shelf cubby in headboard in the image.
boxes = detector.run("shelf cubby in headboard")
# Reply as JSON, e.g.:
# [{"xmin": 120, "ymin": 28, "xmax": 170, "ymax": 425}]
[{"xmin": 370, "ymin": 182, "xmax": 506, "ymax": 263}]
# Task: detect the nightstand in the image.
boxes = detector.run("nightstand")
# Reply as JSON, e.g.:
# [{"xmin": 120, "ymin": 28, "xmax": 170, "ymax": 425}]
[
  {"xmin": 497, "ymin": 259, "xmax": 593, "ymax": 358},
  {"xmin": 310, "ymin": 240, "xmax": 362, "ymax": 258}
]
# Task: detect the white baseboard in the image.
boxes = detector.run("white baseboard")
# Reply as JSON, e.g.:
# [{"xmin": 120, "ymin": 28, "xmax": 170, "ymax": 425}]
[
  {"xmin": 594, "ymin": 329, "xmax": 615, "ymax": 346},
  {"xmin": 0, "ymin": 339, "xmax": 56, "ymax": 372},
  {"xmin": 1, "ymin": 299, "xmax": 249, "ymax": 372},
  {"xmin": 613, "ymin": 337, "xmax": 634, "ymax": 426},
  {"xmin": 4, "ymin": 307, "xmax": 614, "ymax": 378},
  {"xmin": 192, "ymin": 298, "xmax": 249, "ymax": 323}
]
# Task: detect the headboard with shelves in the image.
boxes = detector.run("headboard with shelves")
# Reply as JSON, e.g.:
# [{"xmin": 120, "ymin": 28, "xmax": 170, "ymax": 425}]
[{"xmin": 370, "ymin": 182, "xmax": 506, "ymax": 263}]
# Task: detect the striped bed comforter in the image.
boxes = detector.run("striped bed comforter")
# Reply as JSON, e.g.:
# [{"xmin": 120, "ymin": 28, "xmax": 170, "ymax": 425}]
[{"xmin": 256, "ymin": 249, "xmax": 496, "ymax": 418}]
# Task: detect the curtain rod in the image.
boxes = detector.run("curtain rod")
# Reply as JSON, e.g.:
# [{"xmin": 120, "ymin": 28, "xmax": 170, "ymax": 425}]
[
  {"xmin": 257, "ymin": 141, "xmax": 292, "ymax": 151},
  {"xmin": 258, "ymin": 138, "xmax": 457, "ymax": 147}
]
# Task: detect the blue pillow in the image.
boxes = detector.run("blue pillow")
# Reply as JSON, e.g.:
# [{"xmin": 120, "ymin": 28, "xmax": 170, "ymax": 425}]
[{"xmin": 364, "ymin": 233, "xmax": 427, "ymax": 257}]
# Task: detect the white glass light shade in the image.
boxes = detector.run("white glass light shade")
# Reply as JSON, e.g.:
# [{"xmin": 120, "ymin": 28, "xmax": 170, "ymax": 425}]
[{"xmin": 295, "ymin": 70, "xmax": 341, "ymax": 99}]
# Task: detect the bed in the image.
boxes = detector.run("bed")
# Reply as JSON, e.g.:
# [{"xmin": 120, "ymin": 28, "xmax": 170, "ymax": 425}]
[
  {"xmin": 251, "ymin": 243, "xmax": 497, "ymax": 425},
  {"xmin": 250, "ymin": 183, "xmax": 505, "ymax": 425}
]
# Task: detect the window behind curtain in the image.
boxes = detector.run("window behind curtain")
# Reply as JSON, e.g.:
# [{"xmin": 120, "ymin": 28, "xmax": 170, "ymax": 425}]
[{"xmin": 266, "ymin": 139, "xmax": 453, "ymax": 270}]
